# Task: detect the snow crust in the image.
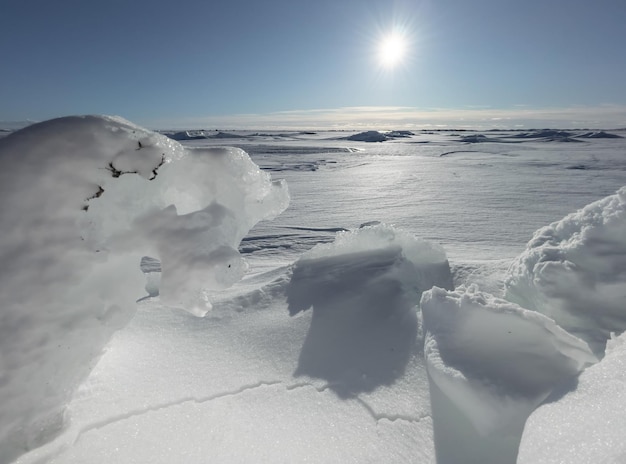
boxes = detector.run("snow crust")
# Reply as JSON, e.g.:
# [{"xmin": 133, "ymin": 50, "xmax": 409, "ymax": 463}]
[
  {"xmin": 0, "ymin": 116, "xmax": 288, "ymax": 463},
  {"xmin": 505, "ymin": 186, "xmax": 626, "ymax": 355},
  {"xmin": 421, "ymin": 285, "xmax": 595, "ymax": 464}
]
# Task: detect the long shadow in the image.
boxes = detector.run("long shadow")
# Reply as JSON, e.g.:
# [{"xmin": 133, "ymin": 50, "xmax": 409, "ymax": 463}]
[{"xmin": 286, "ymin": 247, "xmax": 420, "ymax": 398}]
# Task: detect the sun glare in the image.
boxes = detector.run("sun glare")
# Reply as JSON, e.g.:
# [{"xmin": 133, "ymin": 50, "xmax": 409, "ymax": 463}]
[{"xmin": 378, "ymin": 34, "xmax": 407, "ymax": 68}]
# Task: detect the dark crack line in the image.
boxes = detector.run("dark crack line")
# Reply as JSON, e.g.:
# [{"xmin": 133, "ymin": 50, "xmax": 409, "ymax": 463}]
[
  {"xmin": 354, "ymin": 397, "xmax": 430, "ymax": 425},
  {"xmin": 73, "ymin": 380, "xmax": 282, "ymax": 444},
  {"xmin": 285, "ymin": 381, "xmax": 333, "ymax": 393},
  {"xmin": 284, "ymin": 381, "xmax": 429, "ymax": 425}
]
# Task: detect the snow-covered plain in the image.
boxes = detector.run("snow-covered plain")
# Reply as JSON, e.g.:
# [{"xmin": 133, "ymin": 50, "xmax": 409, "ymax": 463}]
[{"xmin": 2, "ymin": 121, "xmax": 626, "ymax": 463}]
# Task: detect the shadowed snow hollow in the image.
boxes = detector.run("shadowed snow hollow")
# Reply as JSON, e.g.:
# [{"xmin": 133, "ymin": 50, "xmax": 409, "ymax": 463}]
[
  {"xmin": 505, "ymin": 186, "xmax": 626, "ymax": 356},
  {"xmin": 287, "ymin": 224, "xmax": 453, "ymax": 397},
  {"xmin": 421, "ymin": 285, "xmax": 596, "ymax": 464},
  {"xmin": 0, "ymin": 115, "xmax": 288, "ymax": 464}
]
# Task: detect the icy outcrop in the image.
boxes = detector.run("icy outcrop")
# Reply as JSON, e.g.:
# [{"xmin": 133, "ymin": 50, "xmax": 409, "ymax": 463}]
[
  {"xmin": 0, "ymin": 115, "xmax": 288, "ymax": 463},
  {"xmin": 505, "ymin": 186, "xmax": 626, "ymax": 356},
  {"xmin": 421, "ymin": 285, "xmax": 596, "ymax": 464},
  {"xmin": 287, "ymin": 224, "xmax": 452, "ymax": 397}
]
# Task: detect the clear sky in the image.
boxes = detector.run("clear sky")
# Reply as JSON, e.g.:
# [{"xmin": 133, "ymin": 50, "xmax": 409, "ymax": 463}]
[{"xmin": 2, "ymin": 0, "xmax": 626, "ymax": 129}]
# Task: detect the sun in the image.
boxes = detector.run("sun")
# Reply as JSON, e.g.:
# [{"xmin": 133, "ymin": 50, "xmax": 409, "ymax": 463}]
[{"xmin": 377, "ymin": 33, "xmax": 407, "ymax": 68}]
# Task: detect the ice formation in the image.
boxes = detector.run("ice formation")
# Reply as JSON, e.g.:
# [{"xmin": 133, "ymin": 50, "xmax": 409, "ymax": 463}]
[
  {"xmin": 505, "ymin": 186, "xmax": 626, "ymax": 356},
  {"xmin": 421, "ymin": 285, "xmax": 596, "ymax": 464},
  {"xmin": 287, "ymin": 224, "xmax": 453, "ymax": 397},
  {"xmin": 0, "ymin": 116, "xmax": 288, "ymax": 463}
]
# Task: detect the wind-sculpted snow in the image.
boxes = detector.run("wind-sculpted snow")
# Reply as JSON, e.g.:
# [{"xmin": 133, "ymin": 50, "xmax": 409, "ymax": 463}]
[
  {"xmin": 0, "ymin": 115, "xmax": 288, "ymax": 463},
  {"xmin": 287, "ymin": 224, "xmax": 453, "ymax": 397},
  {"xmin": 505, "ymin": 186, "xmax": 626, "ymax": 356},
  {"xmin": 421, "ymin": 285, "xmax": 596, "ymax": 464}
]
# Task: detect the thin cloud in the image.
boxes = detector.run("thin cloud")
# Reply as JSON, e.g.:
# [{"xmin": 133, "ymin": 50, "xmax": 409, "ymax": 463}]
[{"xmin": 147, "ymin": 105, "xmax": 626, "ymax": 130}]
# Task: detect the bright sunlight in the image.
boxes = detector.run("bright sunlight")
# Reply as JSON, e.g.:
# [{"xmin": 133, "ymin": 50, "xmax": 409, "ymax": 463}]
[{"xmin": 377, "ymin": 33, "xmax": 407, "ymax": 68}]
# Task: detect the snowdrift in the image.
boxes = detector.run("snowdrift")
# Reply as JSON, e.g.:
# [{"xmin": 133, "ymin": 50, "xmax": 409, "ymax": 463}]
[
  {"xmin": 505, "ymin": 186, "xmax": 626, "ymax": 356},
  {"xmin": 0, "ymin": 116, "xmax": 288, "ymax": 463},
  {"xmin": 287, "ymin": 224, "xmax": 453, "ymax": 397}
]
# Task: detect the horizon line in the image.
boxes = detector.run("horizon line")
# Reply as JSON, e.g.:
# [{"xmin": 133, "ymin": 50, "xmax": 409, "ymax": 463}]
[
  {"xmin": 144, "ymin": 104, "xmax": 626, "ymax": 131},
  {"xmin": 3, "ymin": 104, "xmax": 626, "ymax": 132}
]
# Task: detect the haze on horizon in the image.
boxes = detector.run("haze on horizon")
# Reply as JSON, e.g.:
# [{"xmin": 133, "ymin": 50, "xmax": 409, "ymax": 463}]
[{"xmin": 2, "ymin": 0, "xmax": 626, "ymax": 129}]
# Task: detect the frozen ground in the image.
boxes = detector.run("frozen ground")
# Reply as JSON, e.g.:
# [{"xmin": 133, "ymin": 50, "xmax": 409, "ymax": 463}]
[{"xmin": 3, "ymin": 122, "xmax": 626, "ymax": 463}]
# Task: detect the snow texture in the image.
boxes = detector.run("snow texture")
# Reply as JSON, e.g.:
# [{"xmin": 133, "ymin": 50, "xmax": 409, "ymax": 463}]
[
  {"xmin": 518, "ymin": 331, "xmax": 626, "ymax": 463},
  {"xmin": 505, "ymin": 186, "xmax": 626, "ymax": 356},
  {"xmin": 0, "ymin": 116, "xmax": 288, "ymax": 463},
  {"xmin": 421, "ymin": 285, "xmax": 596, "ymax": 464}
]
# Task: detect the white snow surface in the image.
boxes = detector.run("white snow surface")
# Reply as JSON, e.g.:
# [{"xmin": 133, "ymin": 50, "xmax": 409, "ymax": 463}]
[
  {"xmin": 0, "ymin": 116, "xmax": 288, "ymax": 463},
  {"xmin": 3, "ymin": 122, "xmax": 626, "ymax": 464},
  {"xmin": 518, "ymin": 330, "xmax": 626, "ymax": 463}
]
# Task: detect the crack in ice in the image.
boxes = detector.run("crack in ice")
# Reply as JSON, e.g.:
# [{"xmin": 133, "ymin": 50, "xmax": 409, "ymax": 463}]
[
  {"xmin": 73, "ymin": 380, "xmax": 282, "ymax": 444},
  {"xmin": 285, "ymin": 381, "xmax": 333, "ymax": 393},
  {"xmin": 355, "ymin": 397, "xmax": 430, "ymax": 425}
]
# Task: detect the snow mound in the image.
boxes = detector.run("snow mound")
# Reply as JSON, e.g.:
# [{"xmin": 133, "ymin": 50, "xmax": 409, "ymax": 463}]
[
  {"xmin": 386, "ymin": 130, "xmax": 415, "ymax": 138},
  {"xmin": 519, "ymin": 330, "xmax": 626, "ymax": 463},
  {"xmin": 577, "ymin": 130, "xmax": 623, "ymax": 139},
  {"xmin": 513, "ymin": 129, "xmax": 574, "ymax": 139},
  {"xmin": 287, "ymin": 224, "xmax": 452, "ymax": 397},
  {"xmin": 344, "ymin": 131, "xmax": 388, "ymax": 142},
  {"xmin": 459, "ymin": 134, "xmax": 492, "ymax": 143},
  {"xmin": 505, "ymin": 186, "xmax": 626, "ymax": 356},
  {"xmin": 421, "ymin": 285, "xmax": 595, "ymax": 464},
  {"xmin": 0, "ymin": 115, "xmax": 288, "ymax": 463}
]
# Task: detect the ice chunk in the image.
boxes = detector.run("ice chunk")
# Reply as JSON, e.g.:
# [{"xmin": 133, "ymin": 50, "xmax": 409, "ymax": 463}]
[
  {"xmin": 0, "ymin": 115, "xmax": 288, "ymax": 463},
  {"xmin": 421, "ymin": 285, "xmax": 596, "ymax": 464},
  {"xmin": 287, "ymin": 224, "xmax": 452, "ymax": 397},
  {"xmin": 505, "ymin": 186, "xmax": 626, "ymax": 356}
]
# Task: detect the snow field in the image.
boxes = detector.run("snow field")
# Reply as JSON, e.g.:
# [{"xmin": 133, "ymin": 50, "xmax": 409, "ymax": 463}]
[{"xmin": 2, "ymin": 119, "xmax": 626, "ymax": 463}]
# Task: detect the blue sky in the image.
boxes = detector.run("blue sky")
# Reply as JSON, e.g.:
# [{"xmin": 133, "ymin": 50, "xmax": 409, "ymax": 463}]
[{"xmin": 2, "ymin": 0, "xmax": 626, "ymax": 129}]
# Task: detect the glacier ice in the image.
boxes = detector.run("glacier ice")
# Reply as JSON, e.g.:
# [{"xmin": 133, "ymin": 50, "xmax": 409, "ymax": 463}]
[{"xmin": 0, "ymin": 115, "xmax": 288, "ymax": 463}]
